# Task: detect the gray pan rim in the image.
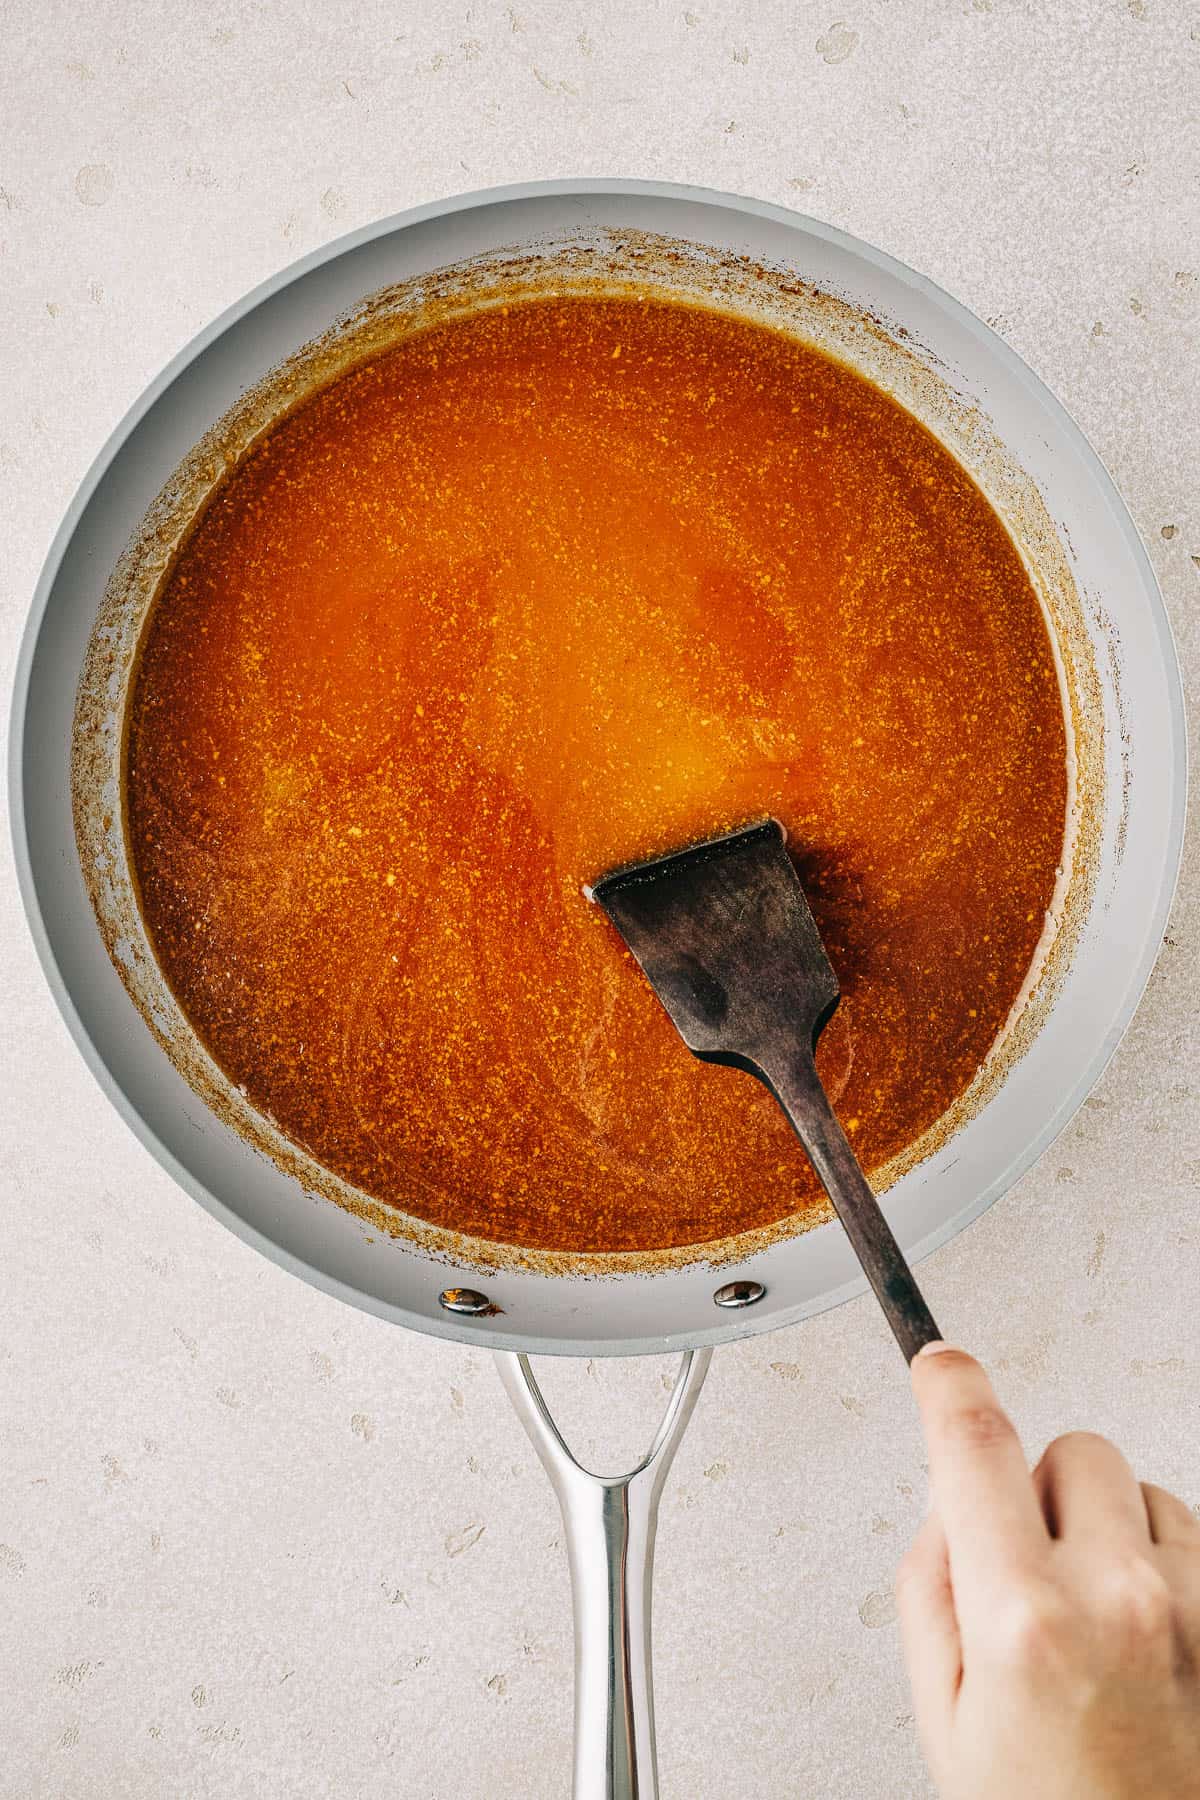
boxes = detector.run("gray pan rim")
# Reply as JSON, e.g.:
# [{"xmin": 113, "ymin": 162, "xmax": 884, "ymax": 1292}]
[{"xmin": 8, "ymin": 177, "xmax": 1188, "ymax": 1355}]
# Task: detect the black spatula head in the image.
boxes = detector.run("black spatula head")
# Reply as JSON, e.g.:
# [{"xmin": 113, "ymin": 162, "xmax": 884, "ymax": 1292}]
[
  {"xmin": 592, "ymin": 818, "xmax": 838, "ymax": 1070},
  {"xmin": 593, "ymin": 818, "xmax": 940, "ymax": 1363}
]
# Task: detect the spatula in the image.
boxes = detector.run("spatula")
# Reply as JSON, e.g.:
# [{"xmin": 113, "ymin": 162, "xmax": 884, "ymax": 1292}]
[{"xmin": 592, "ymin": 818, "xmax": 941, "ymax": 1363}]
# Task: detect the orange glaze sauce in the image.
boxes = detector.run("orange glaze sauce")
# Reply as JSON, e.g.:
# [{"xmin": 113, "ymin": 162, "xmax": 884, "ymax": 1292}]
[{"xmin": 126, "ymin": 295, "xmax": 1068, "ymax": 1254}]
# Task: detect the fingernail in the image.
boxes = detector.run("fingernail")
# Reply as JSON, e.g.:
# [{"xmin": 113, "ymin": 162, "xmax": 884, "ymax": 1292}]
[{"xmin": 915, "ymin": 1339, "xmax": 958, "ymax": 1359}]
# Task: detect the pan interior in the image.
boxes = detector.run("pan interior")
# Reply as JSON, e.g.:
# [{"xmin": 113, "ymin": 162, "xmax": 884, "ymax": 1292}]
[{"xmin": 71, "ymin": 225, "xmax": 1101, "ymax": 1280}]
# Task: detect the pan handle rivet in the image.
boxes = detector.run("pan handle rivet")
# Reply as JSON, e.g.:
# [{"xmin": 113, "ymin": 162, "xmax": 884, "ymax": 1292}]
[
  {"xmin": 439, "ymin": 1287, "xmax": 492, "ymax": 1316},
  {"xmin": 713, "ymin": 1279, "xmax": 765, "ymax": 1309}
]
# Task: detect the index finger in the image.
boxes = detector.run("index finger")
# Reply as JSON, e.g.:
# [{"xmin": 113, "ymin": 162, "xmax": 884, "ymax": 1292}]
[{"xmin": 912, "ymin": 1344, "xmax": 1047, "ymax": 1603}]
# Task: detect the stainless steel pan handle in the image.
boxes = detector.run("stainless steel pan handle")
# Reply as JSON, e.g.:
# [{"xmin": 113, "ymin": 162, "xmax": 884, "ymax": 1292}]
[{"xmin": 496, "ymin": 1348, "xmax": 712, "ymax": 1800}]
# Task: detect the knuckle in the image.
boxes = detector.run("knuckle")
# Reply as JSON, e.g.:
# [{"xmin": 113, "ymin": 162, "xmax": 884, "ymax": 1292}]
[
  {"xmin": 986, "ymin": 1561, "xmax": 1177, "ymax": 1683},
  {"xmin": 991, "ymin": 1582, "xmax": 1073, "ymax": 1672},
  {"xmin": 1093, "ymin": 1556, "xmax": 1173, "ymax": 1645},
  {"xmin": 1144, "ymin": 1482, "xmax": 1200, "ymax": 1537},
  {"xmin": 941, "ymin": 1404, "xmax": 1015, "ymax": 1452},
  {"xmin": 1044, "ymin": 1429, "xmax": 1112, "ymax": 1463}
]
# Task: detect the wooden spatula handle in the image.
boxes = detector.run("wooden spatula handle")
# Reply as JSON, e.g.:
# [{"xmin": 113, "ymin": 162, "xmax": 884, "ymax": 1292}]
[{"xmin": 763, "ymin": 1049, "xmax": 941, "ymax": 1363}]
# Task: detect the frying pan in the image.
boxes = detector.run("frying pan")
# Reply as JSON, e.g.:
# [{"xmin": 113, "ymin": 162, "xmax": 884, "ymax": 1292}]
[{"xmin": 10, "ymin": 181, "xmax": 1186, "ymax": 1799}]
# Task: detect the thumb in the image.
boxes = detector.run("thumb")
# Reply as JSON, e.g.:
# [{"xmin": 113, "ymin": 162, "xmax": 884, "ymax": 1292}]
[{"xmin": 897, "ymin": 1509, "xmax": 961, "ymax": 1757}]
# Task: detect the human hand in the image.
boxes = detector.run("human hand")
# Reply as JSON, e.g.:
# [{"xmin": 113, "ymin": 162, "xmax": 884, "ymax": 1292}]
[{"xmin": 898, "ymin": 1343, "xmax": 1200, "ymax": 1799}]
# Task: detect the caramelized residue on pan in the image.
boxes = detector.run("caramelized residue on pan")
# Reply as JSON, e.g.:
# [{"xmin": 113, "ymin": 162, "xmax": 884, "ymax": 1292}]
[{"xmin": 125, "ymin": 295, "xmax": 1068, "ymax": 1254}]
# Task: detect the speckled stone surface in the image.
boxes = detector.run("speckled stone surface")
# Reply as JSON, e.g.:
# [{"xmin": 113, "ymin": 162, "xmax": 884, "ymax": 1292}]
[{"xmin": 1, "ymin": 4, "xmax": 1196, "ymax": 1796}]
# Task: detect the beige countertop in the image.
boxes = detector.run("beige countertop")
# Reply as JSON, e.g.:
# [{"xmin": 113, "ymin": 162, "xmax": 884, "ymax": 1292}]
[{"xmin": 1, "ymin": 3, "xmax": 1196, "ymax": 1794}]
